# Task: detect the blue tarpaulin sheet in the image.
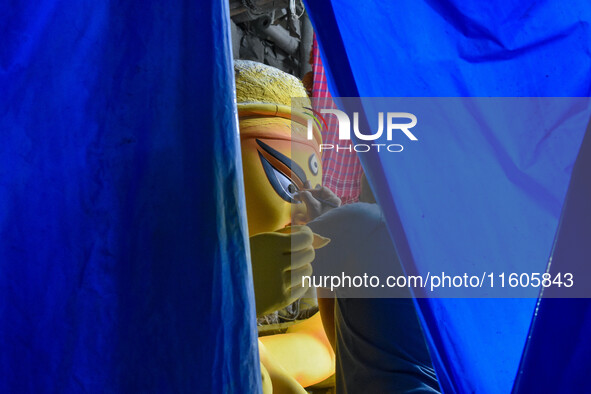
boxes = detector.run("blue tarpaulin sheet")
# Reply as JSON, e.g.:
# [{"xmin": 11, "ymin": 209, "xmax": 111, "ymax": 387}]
[
  {"xmin": 513, "ymin": 125, "xmax": 591, "ymax": 392},
  {"xmin": 3, "ymin": 0, "xmax": 591, "ymax": 392},
  {"xmin": 305, "ymin": 1, "xmax": 591, "ymax": 393},
  {"xmin": 0, "ymin": 1, "xmax": 260, "ymax": 392}
]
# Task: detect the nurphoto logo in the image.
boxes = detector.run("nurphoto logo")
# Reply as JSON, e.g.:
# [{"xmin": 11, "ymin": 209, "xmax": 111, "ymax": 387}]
[{"xmin": 305, "ymin": 107, "xmax": 418, "ymax": 153}]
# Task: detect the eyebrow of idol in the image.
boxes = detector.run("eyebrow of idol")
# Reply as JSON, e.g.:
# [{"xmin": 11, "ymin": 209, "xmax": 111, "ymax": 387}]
[{"xmin": 255, "ymin": 139, "xmax": 308, "ymax": 184}]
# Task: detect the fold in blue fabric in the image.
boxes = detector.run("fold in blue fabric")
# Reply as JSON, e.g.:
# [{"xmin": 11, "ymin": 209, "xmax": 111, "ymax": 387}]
[
  {"xmin": 0, "ymin": 1, "xmax": 260, "ymax": 392},
  {"xmin": 513, "ymin": 123, "xmax": 591, "ymax": 392},
  {"xmin": 305, "ymin": 1, "xmax": 591, "ymax": 393}
]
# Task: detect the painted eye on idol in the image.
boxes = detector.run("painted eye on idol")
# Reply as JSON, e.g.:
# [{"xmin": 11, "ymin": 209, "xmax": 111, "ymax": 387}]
[
  {"xmin": 258, "ymin": 152, "xmax": 301, "ymax": 203},
  {"xmin": 308, "ymin": 154, "xmax": 319, "ymax": 176}
]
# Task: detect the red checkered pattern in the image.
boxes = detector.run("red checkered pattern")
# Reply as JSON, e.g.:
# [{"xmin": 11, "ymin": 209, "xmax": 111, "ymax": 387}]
[{"xmin": 312, "ymin": 36, "xmax": 363, "ymax": 205}]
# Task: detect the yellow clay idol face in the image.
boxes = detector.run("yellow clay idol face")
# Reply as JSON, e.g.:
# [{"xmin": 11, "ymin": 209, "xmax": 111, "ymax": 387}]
[{"xmin": 240, "ymin": 119, "xmax": 322, "ymax": 236}]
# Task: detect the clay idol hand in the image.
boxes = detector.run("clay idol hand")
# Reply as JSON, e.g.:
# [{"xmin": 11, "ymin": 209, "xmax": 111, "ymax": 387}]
[{"xmin": 250, "ymin": 225, "xmax": 330, "ymax": 316}]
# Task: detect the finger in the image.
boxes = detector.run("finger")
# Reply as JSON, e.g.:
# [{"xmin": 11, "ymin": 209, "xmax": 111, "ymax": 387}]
[
  {"xmin": 287, "ymin": 226, "xmax": 314, "ymax": 252},
  {"xmin": 284, "ymin": 284, "xmax": 309, "ymax": 303},
  {"xmin": 297, "ymin": 190, "xmax": 318, "ymax": 206},
  {"xmin": 325, "ymin": 195, "xmax": 342, "ymax": 208},
  {"xmin": 286, "ymin": 246, "xmax": 315, "ymax": 270},
  {"xmin": 268, "ymin": 225, "xmax": 315, "ymax": 253},
  {"xmin": 286, "ymin": 263, "xmax": 313, "ymax": 288},
  {"xmin": 310, "ymin": 186, "xmax": 341, "ymax": 204},
  {"xmin": 306, "ymin": 186, "xmax": 341, "ymax": 206},
  {"xmin": 312, "ymin": 233, "xmax": 331, "ymax": 249},
  {"xmin": 251, "ymin": 230, "xmax": 293, "ymax": 253},
  {"xmin": 318, "ymin": 186, "xmax": 336, "ymax": 199},
  {"xmin": 277, "ymin": 227, "xmax": 330, "ymax": 249},
  {"xmin": 297, "ymin": 191, "xmax": 322, "ymax": 219}
]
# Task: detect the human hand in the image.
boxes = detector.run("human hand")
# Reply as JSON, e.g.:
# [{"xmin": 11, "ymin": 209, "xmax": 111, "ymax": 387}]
[{"xmin": 295, "ymin": 181, "xmax": 341, "ymax": 222}]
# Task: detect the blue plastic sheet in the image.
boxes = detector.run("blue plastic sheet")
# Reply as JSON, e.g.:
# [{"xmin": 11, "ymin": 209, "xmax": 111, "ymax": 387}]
[
  {"xmin": 0, "ymin": 1, "xmax": 260, "ymax": 392},
  {"xmin": 305, "ymin": 1, "xmax": 591, "ymax": 392},
  {"xmin": 513, "ymin": 125, "xmax": 591, "ymax": 392}
]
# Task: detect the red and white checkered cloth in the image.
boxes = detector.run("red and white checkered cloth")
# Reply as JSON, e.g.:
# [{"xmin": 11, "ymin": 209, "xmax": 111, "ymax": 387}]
[{"xmin": 311, "ymin": 36, "xmax": 363, "ymax": 205}]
